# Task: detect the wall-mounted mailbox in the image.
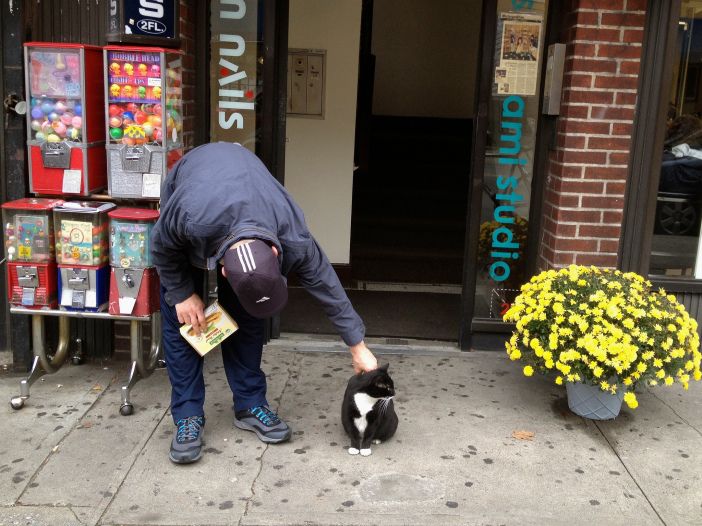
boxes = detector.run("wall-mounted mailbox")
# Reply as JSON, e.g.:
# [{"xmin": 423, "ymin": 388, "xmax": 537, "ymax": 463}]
[{"xmin": 287, "ymin": 49, "xmax": 326, "ymax": 118}]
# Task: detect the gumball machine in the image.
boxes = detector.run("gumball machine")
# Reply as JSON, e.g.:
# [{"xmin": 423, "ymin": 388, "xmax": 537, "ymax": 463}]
[
  {"xmin": 2, "ymin": 198, "xmax": 63, "ymax": 308},
  {"xmin": 24, "ymin": 43, "xmax": 107, "ymax": 196},
  {"xmin": 108, "ymin": 208, "xmax": 160, "ymax": 316},
  {"xmin": 53, "ymin": 201, "xmax": 116, "ymax": 311},
  {"xmin": 103, "ymin": 46, "xmax": 184, "ymax": 199}
]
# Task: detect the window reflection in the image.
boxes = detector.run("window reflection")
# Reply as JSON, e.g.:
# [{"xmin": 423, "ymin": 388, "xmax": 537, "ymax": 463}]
[{"xmin": 651, "ymin": 2, "xmax": 702, "ymax": 277}]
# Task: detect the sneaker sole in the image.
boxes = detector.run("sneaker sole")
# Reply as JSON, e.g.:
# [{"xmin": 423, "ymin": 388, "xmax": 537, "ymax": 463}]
[
  {"xmin": 168, "ymin": 449, "xmax": 202, "ymax": 464},
  {"xmin": 233, "ymin": 419, "xmax": 291, "ymax": 444}
]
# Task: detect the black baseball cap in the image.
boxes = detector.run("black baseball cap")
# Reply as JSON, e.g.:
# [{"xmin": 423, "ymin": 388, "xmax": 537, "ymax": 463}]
[{"xmin": 222, "ymin": 239, "xmax": 288, "ymax": 319}]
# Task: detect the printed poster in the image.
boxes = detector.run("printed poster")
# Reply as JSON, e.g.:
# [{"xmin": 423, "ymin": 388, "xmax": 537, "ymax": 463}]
[{"xmin": 494, "ymin": 12, "xmax": 543, "ymax": 96}]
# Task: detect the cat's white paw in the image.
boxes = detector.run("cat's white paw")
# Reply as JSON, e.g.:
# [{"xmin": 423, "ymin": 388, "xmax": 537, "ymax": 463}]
[
  {"xmin": 372, "ymin": 439, "xmax": 382, "ymax": 445},
  {"xmin": 348, "ymin": 447, "xmax": 360, "ymax": 455},
  {"xmin": 360, "ymin": 448, "xmax": 372, "ymax": 456}
]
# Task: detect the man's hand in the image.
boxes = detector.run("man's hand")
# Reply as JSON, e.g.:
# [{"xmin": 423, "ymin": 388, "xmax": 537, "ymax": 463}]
[
  {"xmin": 349, "ymin": 341, "xmax": 378, "ymax": 374},
  {"xmin": 175, "ymin": 293, "xmax": 206, "ymax": 335}
]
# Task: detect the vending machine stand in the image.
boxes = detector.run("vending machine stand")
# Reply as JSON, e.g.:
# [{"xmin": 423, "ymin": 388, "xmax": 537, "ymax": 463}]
[{"xmin": 9, "ymin": 308, "xmax": 162, "ymax": 416}]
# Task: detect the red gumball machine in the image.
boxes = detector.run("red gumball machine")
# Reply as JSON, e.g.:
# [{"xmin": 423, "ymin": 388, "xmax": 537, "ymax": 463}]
[
  {"xmin": 54, "ymin": 201, "xmax": 116, "ymax": 311},
  {"xmin": 108, "ymin": 208, "xmax": 160, "ymax": 317},
  {"xmin": 24, "ymin": 43, "xmax": 106, "ymax": 196},
  {"xmin": 103, "ymin": 46, "xmax": 183, "ymax": 199},
  {"xmin": 2, "ymin": 198, "xmax": 63, "ymax": 308}
]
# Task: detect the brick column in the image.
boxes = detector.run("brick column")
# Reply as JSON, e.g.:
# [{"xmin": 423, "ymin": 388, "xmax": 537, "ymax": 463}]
[{"xmin": 539, "ymin": 0, "xmax": 646, "ymax": 270}]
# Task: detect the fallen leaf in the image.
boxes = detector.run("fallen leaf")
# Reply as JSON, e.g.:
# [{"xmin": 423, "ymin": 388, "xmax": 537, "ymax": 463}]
[
  {"xmin": 512, "ymin": 430, "xmax": 535, "ymax": 441},
  {"xmin": 91, "ymin": 384, "xmax": 102, "ymax": 391}
]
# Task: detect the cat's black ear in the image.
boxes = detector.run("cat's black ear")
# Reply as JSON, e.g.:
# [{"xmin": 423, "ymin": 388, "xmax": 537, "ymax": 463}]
[{"xmin": 378, "ymin": 362, "xmax": 389, "ymax": 372}]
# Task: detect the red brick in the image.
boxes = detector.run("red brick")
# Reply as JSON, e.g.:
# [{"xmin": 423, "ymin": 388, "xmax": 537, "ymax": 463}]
[
  {"xmin": 615, "ymin": 92, "xmax": 638, "ymax": 105},
  {"xmin": 551, "ymin": 165, "xmax": 585, "ymax": 179},
  {"xmin": 609, "ymin": 152, "xmax": 631, "ymax": 165},
  {"xmin": 597, "ymin": 44, "xmax": 642, "ymax": 60},
  {"xmin": 601, "ymin": 13, "xmax": 645, "ymax": 28},
  {"xmin": 575, "ymin": 11, "xmax": 600, "ymax": 25},
  {"xmin": 547, "ymin": 191, "xmax": 580, "ymax": 208},
  {"xmin": 556, "ymin": 238, "xmax": 600, "ymax": 252},
  {"xmin": 578, "ymin": 0, "xmax": 625, "ymax": 9},
  {"xmin": 558, "ymin": 134, "xmax": 587, "ymax": 149},
  {"xmin": 619, "ymin": 60, "xmax": 641, "ymax": 75},
  {"xmin": 554, "ymin": 251, "xmax": 576, "ymax": 265},
  {"xmin": 594, "ymin": 75, "xmax": 639, "ymax": 90},
  {"xmin": 541, "ymin": 245, "xmax": 556, "ymax": 263},
  {"xmin": 590, "ymin": 106, "xmax": 635, "ymax": 120},
  {"xmin": 588, "ymin": 136, "xmax": 631, "ymax": 150},
  {"xmin": 623, "ymin": 29, "xmax": 644, "ymax": 44},
  {"xmin": 564, "ymin": 89, "xmax": 614, "ymax": 105},
  {"xmin": 545, "ymin": 218, "xmax": 578, "ymax": 237},
  {"xmin": 566, "ymin": 73, "xmax": 593, "ymax": 88},
  {"xmin": 572, "ymin": 43, "xmax": 597, "ymax": 57},
  {"xmin": 558, "ymin": 180, "xmax": 605, "ymax": 193},
  {"xmin": 561, "ymin": 104, "xmax": 590, "ymax": 119},
  {"xmin": 606, "ymin": 181, "xmax": 627, "ymax": 194},
  {"xmin": 584, "ymin": 166, "xmax": 628, "ymax": 179},
  {"xmin": 603, "ymin": 210, "xmax": 624, "ymax": 223},
  {"xmin": 561, "ymin": 121, "xmax": 611, "ymax": 135},
  {"xmin": 612, "ymin": 123, "xmax": 633, "ymax": 136},
  {"xmin": 599, "ymin": 239, "xmax": 621, "ymax": 252},
  {"xmin": 581, "ymin": 195, "xmax": 625, "ymax": 208},
  {"xmin": 574, "ymin": 27, "xmax": 622, "ymax": 42},
  {"xmin": 579, "ymin": 225, "xmax": 621, "ymax": 238},
  {"xmin": 575, "ymin": 254, "xmax": 618, "ymax": 266},
  {"xmin": 556, "ymin": 209, "xmax": 603, "ymax": 223},
  {"xmin": 626, "ymin": 0, "xmax": 646, "ymax": 11},
  {"xmin": 568, "ymin": 58, "xmax": 618, "ymax": 74},
  {"xmin": 560, "ymin": 150, "xmax": 608, "ymax": 165}
]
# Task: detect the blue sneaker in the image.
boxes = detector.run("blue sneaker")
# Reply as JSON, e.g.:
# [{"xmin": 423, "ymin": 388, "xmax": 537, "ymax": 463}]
[
  {"xmin": 234, "ymin": 405, "xmax": 291, "ymax": 444},
  {"xmin": 169, "ymin": 415, "xmax": 205, "ymax": 464}
]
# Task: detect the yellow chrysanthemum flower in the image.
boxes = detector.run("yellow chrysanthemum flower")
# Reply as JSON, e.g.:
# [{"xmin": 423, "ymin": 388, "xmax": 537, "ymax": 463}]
[
  {"xmin": 523, "ymin": 365, "xmax": 534, "ymax": 377},
  {"xmin": 623, "ymin": 391, "xmax": 638, "ymax": 409}
]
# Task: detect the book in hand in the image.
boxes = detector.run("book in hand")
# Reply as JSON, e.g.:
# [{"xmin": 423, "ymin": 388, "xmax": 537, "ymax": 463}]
[{"xmin": 179, "ymin": 302, "xmax": 238, "ymax": 357}]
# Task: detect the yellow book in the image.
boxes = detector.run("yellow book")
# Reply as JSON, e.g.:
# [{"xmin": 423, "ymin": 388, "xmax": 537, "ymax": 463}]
[{"xmin": 179, "ymin": 302, "xmax": 238, "ymax": 357}]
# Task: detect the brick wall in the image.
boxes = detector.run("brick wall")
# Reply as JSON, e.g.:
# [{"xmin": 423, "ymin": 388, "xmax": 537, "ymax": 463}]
[
  {"xmin": 113, "ymin": 0, "xmax": 198, "ymax": 356},
  {"xmin": 538, "ymin": 0, "xmax": 646, "ymax": 270}
]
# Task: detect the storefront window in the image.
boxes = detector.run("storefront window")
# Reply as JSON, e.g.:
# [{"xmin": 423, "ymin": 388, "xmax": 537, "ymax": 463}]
[
  {"xmin": 473, "ymin": 0, "xmax": 548, "ymax": 319},
  {"xmin": 650, "ymin": 1, "xmax": 702, "ymax": 279},
  {"xmin": 209, "ymin": 0, "xmax": 263, "ymax": 152}
]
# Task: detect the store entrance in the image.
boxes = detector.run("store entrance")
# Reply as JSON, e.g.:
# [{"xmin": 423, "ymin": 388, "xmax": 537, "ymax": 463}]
[{"xmin": 279, "ymin": 0, "xmax": 483, "ymax": 342}]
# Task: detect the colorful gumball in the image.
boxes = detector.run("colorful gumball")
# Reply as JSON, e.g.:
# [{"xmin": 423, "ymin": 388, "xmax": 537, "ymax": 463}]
[
  {"xmin": 153, "ymin": 103, "xmax": 162, "ymax": 115},
  {"xmin": 122, "ymin": 111, "xmax": 135, "ymax": 122},
  {"xmin": 126, "ymin": 102, "xmax": 139, "ymax": 113},
  {"xmin": 51, "ymin": 121, "xmax": 67, "ymax": 137},
  {"xmin": 35, "ymin": 131, "xmax": 46, "ymax": 141},
  {"xmin": 73, "ymin": 103, "xmax": 82, "ymax": 116},
  {"xmin": 40, "ymin": 100, "xmax": 54, "ymax": 114},
  {"xmin": 31, "ymin": 106, "xmax": 44, "ymax": 119},
  {"xmin": 134, "ymin": 110, "xmax": 147, "ymax": 125},
  {"xmin": 152, "ymin": 127, "xmax": 162, "ymax": 141},
  {"xmin": 41, "ymin": 121, "xmax": 52, "ymax": 133},
  {"xmin": 109, "ymin": 116, "xmax": 122, "ymax": 128},
  {"xmin": 148, "ymin": 115, "xmax": 162, "ymax": 128},
  {"xmin": 140, "ymin": 103, "xmax": 154, "ymax": 114},
  {"xmin": 54, "ymin": 101, "xmax": 67, "ymax": 114},
  {"xmin": 46, "ymin": 133, "xmax": 61, "ymax": 143},
  {"xmin": 142, "ymin": 123, "xmax": 154, "ymax": 137},
  {"xmin": 110, "ymin": 84, "xmax": 121, "ymax": 97},
  {"xmin": 48, "ymin": 111, "xmax": 59, "ymax": 122},
  {"xmin": 60, "ymin": 113, "xmax": 73, "ymax": 126},
  {"xmin": 71, "ymin": 116, "xmax": 82, "ymax": 129},
  {"xmin": 122, "ymin": 137, "xmax": 136, "ymax": 146},
  {"xmin": 109, "ymin": 127, "xmax": 123, "ymax": 141},
  {"xmin": 30, "ymin": 120, "xmax": 42, "ymax": 131},
  {"xmin": 67, "ymin": 126, "xmax": 80, "ymax": 140},
  {"xmin": 108, "ymin": 104, "xmax": 122, "ymax": 117}
]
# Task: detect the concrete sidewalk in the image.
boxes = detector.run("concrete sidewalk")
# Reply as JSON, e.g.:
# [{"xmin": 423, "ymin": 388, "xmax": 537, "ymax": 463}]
[{"xmin": 1, "ymin": 335, "xmax": 701, "ymax": 526}]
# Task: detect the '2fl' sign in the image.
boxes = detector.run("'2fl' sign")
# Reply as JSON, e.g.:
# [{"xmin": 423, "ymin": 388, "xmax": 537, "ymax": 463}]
[{"xmin": 109, "ymin": 0, "xmax": 177, "ymax": 40}]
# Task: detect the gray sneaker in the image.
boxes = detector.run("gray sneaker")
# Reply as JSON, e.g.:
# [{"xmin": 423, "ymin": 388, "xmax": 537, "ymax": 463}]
[
  {"xmin": 169, "ymin": 415, "xmax": 205, "ymax": 464},
  {"xmin": 234, "ymin": 405, "xmax": 291, "ymax": 444}
]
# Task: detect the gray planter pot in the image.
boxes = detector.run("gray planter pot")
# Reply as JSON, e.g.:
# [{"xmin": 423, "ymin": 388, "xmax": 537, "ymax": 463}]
[{"xmin": 566, "ymin": 381, "xmax": 626, "ymax": 420}]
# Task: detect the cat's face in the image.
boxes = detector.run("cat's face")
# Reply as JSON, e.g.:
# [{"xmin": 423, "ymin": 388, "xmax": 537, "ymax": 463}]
[{"xmin": 360, "ymin": 366, "xmax": 395, "ymax": 398}]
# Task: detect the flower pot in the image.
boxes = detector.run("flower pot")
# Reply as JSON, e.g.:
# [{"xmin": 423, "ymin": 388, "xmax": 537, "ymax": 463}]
[{"xmin": 566, "ymin": 381, "xmax": 626, "ymax": 420}]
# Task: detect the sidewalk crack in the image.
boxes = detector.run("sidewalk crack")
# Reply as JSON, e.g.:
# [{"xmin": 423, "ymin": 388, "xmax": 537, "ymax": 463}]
[
  {"xmin": 238, "ymin": 352, "xmax": 300, "ymax": 526},
  {"xmin": 594, "ymin": 421, "xmax": 667, "ymax": 526},
  {"xmin": 650, "ymin": 391, "xmax": 702, "ymax": 437}
]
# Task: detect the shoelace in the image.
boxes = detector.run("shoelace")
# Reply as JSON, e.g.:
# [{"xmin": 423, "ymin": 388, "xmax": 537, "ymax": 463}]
[
  {"xmin": 176, "ymin": 416, "xmax": 204, "ymax": 443},
  {"xmin": 250, "ymin": 406, "xmax": 281, "ymax": 426}
]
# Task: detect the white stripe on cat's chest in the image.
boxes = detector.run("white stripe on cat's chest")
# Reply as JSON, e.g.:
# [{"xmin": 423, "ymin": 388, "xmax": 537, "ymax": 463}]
[{"xmin": 353, "ymin": 392, "xmax": 378, "ymax": 435}]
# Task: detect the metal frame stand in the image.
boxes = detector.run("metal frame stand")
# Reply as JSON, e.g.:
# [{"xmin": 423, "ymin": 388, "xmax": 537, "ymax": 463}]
[{"xmin": 9, "ymin": 307, "xmax": 161, "ymax": 416}]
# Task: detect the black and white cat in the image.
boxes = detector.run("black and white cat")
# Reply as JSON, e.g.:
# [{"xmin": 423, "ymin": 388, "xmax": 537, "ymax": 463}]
[{"xmin": 341, "ymin": 363, "xmax": 398, "ymax": 456}]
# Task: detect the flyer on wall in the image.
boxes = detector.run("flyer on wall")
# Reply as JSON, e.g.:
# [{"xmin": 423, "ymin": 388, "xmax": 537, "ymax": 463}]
[{"xmin": 495, "ymin": 12, "xmax": 543, "ymax": 96}]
